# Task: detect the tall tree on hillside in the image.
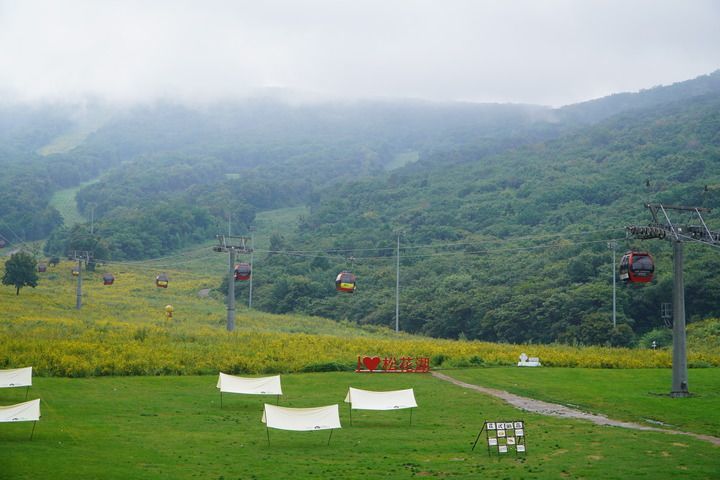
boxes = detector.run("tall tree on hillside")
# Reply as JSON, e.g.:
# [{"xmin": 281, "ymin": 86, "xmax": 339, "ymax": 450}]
[{"xmin": 2, "ymin": 251, "xmax": 38, "ymax": 295}]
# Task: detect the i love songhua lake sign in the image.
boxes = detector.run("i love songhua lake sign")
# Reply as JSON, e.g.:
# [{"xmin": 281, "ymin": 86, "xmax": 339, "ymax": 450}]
[{"xmin": 355, "ymin": 356, "xmax": 430, "ymax": 373}]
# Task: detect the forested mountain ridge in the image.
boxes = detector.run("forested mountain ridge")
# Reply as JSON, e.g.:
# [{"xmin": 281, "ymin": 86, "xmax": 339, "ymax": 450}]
[
  {"xmin": 1, "ymin": 98, "xmax": 560, "ymax": 248},
  {"xmin": 557, "ymin": 69, "xmax": 720, "ymax": 125},
  {"xmin": 1, "ymin": 71, "xmax": 718, "ymax": 248},
  {"xmin": 2, "ymin": 71, "xmax": 720, "ymax": 346},
  {"xmin": 241, "ymin": 85, "xmax": 720, "ymax": 346}
]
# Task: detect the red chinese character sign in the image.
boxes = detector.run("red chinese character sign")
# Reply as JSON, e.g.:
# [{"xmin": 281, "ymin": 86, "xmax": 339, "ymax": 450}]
[{"xmin": 356, "ymin": 356, "xmax": 430, "ymax": 373}]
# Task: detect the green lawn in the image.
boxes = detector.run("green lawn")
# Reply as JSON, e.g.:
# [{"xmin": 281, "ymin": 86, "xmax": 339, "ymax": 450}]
[
  {"xmin": 447, "ymin": 367, "xmax": 720, "ymax": 438},
  {"xmin": 2, "ymin": 371, "xmax": 718, "ymax": 479}
]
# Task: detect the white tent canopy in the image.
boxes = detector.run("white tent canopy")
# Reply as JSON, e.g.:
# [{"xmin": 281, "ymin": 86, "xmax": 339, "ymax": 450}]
[
  {"xmin": 344, "ymin": 387, "xmax": 417, "ymax": 410},
  {"xmin": 0, "ymin": 399, "xmax": 40, "ymax": 423},
  {"xmin": 0, "ymin": 367, "xmax": 32, "ymax": 388},
  {"xmin": 262, "ymin": 404, "xmax": 341, "ymax": 432},
  {"xmin": 217, "ymin": 373, "xmax": 282, "ymax": 395}
]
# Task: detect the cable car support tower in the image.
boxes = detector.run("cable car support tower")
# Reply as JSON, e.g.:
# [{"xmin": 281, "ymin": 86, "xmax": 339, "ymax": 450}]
[
  {"xmin": 213, "ymin": 235, "xmax": 253, "ymax": 332},
  {"xmin": 71, "ymin": 251, "xmax": 92, "ymax": 310},
  {"xmin": 626, "ymin": 204, "xmax": 719, "ymax": 397}
]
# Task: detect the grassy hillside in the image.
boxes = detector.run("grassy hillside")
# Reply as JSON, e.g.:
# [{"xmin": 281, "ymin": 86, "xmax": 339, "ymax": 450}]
[
  {"xmin": 252, "ymin": 206, "xmax": 310, "ymax": 251},
  {"xmin": 49, "ymin": 185, "xmax": 87, "ymax": 227}
]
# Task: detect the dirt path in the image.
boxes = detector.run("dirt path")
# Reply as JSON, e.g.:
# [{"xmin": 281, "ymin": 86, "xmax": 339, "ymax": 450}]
[{"xmin": 432, "ymin": 371, "xmax": 720, "ymax": 446}]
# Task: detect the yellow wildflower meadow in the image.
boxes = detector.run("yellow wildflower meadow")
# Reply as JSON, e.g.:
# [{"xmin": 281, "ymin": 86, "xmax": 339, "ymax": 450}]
[{"xmin": 0, "ymin": 261, "xmax": 717, "ymax": 376}]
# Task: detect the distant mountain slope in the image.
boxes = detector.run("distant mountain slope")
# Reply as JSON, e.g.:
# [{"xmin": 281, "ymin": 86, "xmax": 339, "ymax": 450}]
[
  {"xmin": 1, "ymin": 69, "xmax": 718, "ymax": 259},
  {"xmin": 558, "ymin": 69, "xmax": 720, "ymax": 124},
  {"xmin": 75, "ymin": 99, "xmax": 561, "ymax": 172},
  {"xmin": 0, "ymin": 104, "xmax": 71, "ymax": 160},
  {"xmin": 251, "ymin": 88, "xmax": 720, "ymax": 344},
  {"xmin": 307, "ymin": 91, "xmax": 720, "ymax": 240}
]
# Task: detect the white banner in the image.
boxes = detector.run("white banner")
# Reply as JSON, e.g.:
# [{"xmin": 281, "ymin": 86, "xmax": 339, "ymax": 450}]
[
  {"xmin": 217, "ymin": 373, "xmax": 282, "ymax": 395},
  {"xmin": 262, "ymin": 404, "xmax": 341, "ymax": 431},
  {"xmin": 344, "ymin": 387, "xmax": 417, "ymax": 410},
  {"xmin": 0, "ymin": 367, "xmax": 32, "ymax": 388},
  {"xmin": 0, "ymin": 399, "xmax": 40, "ymax": 422}
]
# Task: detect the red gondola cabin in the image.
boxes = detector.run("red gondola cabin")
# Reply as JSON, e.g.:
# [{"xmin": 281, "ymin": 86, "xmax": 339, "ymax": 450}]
[
  {"xmin": 234, "ymin": 263, "xmax": 252, "ymax": 281},
  {"xmin": 103, "ymin": 273, "xmax": 115, "ymax": 285},
  {"xmin": 619, "ymin": 251, "xmax": 654, "ymax": 283},
  {"xmin": 335, "ymin": 271, "xmax": 357, "ymax": 293},
  {"xmin": 156, "ymin": 273, "xmax": 169, "ymax": 288}
]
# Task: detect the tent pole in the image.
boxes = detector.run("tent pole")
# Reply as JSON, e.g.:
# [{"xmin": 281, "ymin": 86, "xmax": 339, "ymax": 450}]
[
  {"xmin": 327, "ymin": 429, "xmax": 333, "ymax": 446},
  {"xmin": 220, "ymin": 391, "xmax": 223, "ymax": 409},
  {"xmin": 266, "ymin": 427, "xmax": 270, "ymax": 446},
  {"xmin": 30, "ymin": 421, "xmax": 36, "ymax": 440},
  {"xmin": 349, "ymin": 406, "xmax": 352, "ymax": 426},
  {"xmin": 25, "ymin": 386, "xmax": 29, "ymax": 400},
  {"xmin": 410, "ymin": 408, "xmax": 413, "ymax": 426},
  {"xmin": 276, "ymin": 394, "xmax": 279, "ymax": 405}
]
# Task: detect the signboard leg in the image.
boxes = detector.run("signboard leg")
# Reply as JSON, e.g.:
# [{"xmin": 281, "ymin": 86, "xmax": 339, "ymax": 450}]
[{"xmin": 471, "ymin": 424, "xmax": 486, "ymax": 451}]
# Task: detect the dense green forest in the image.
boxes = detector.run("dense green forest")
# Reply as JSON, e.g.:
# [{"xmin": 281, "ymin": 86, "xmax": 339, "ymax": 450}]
[
  {"xmin": 2, "ymin": 71, "xmax": 720, "ymax": 345},
  {"xmin": 259, "ymin": 91, "xmax": 720, "ymax": 345}
]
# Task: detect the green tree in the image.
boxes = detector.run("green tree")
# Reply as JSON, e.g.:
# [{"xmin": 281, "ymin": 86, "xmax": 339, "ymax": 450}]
[{"xmin": 2, "ymin": 252, "xmax": 38, "ymax": 295}]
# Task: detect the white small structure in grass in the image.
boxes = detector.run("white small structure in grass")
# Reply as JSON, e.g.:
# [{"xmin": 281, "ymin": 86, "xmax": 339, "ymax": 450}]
[
  {"xmin": 262, "ymin": 404, "xmax": 341, "ymax": 444},
  {"xmin": 344, "ymin": 387, "xmax": 417, "ymax": 425},
  {"xmin": 0, "ymin": 367, "xmax": 32, "ymax": 400},
  {"xmin": 0, "ymin": 367, "xmax": 32, "ymax": 389},
  {"xmin": 216, "ymin": 373, "xmax": 283, "ymax": 407},
  {"xmin": 517, "ymin": 353, "xmax": 541, "ymax": 367},
  {"xmin": 0, "ymin": 399, "xmax": 41, "ymax": 439}
]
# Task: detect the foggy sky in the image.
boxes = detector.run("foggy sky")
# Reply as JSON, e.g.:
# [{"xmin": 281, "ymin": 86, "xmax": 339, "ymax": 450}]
[{"xmin": 1, "ymin": 0, "xmax": 719, "ymax": 107}]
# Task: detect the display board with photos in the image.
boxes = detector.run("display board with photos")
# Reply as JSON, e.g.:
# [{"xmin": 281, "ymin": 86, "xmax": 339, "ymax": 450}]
[{"xmin": 472, "ymin": 420, "xmax": 527, "ymax": 456}]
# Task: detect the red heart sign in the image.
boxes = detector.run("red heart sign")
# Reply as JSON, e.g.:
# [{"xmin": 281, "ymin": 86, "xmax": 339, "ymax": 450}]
[{"xmin": 362, "ymin": 356, "xmax": 381, "ymax": 371}]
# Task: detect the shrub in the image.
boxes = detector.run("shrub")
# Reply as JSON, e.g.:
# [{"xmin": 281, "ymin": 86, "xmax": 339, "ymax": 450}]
[
  {"xmin": 300, "ymin": 361, "xmax": 353, "ymax": 372},
  {"xmin": 638, "ymin": 328, "xmax": 673, "ymax": 349}
]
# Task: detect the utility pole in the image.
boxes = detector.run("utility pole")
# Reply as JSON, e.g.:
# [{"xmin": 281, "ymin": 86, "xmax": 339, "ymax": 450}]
[
  {"xmin": 395, "ymin": 233, "xmax": 401, "ymax": 332},
  {"xmin": 249, "ymin": 227, "xmax": 255, "ymax": 309},
  {"xmin": 76, "ymin": 255, "xmax": 82, "ymax": 310},
  {"xmin": 608, "ymin": 241, "xmax": 617, "ymax": 328},
  {"xmin": 213, "ymin": 235, "xmax": 252, "ymax": 332},
  {"xmin": 72, "ymin": 251, "xmax": 92, "ymax": 310},
  {"xmin": 627, "ymin": 203, "xmax": 719, "ymax": 397},
  {"xmin": 89, "ymin": 204, "xmax": 96, "ymax": 235}
]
